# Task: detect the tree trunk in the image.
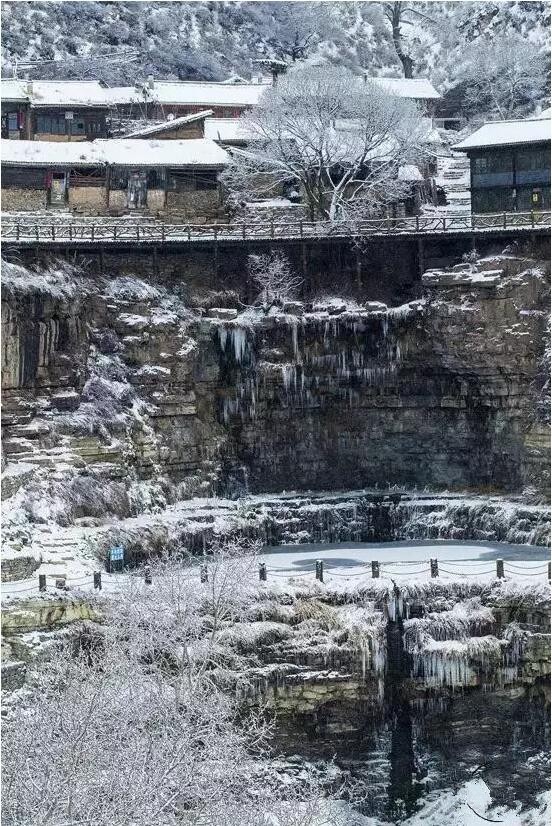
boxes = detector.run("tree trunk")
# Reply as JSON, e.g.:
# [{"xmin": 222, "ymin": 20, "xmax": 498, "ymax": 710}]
[{"xmin": 390, "ymin": 2, "xmax": 414, "ymax": 79}]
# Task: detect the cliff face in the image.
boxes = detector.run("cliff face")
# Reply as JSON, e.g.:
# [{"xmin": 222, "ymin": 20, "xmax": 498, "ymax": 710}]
[
  {"xmin": 213, "ymin": 255, "xmax": 549, "ymax": 494},
  {"xmin": 3, "ymin": 577, "xmax": 548, "ymax": 821},
  {"xmin": 2, "ymin": 251, "xmax": 549, "ymax": 539}
]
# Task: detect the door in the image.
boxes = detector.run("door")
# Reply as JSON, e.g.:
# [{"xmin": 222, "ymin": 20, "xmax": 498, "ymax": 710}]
[
  {"xmin": 49, "ymin": 172, "xmax": 67, "ymax": 206},
  {"xmin": 126, "ymin": 171, "xmax": 147, "ymax": 209},
  {"xmin": 531, "ymin": 188, "xmax": 543, "ymax": 211}
]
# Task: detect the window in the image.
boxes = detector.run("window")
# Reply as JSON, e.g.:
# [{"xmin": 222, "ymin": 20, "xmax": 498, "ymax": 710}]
[
  {"xmin": 88, "ymin": 120, "xmax": 103, "ymax": 136},
  {"xmin": 168, "ymin": 170, "xmax": 218, "ymax": 191},
  {"xmin": 515, "ymin": 148, "xmax": 551, "ymax": 186},
  {"xmin": 472, "ymin": 151, "xmax": 514, "ymax": 188},
  {"xmin": 8, "ymin": 112, "xmax": 19, "ymax": 132},
  {"xmin": 196, "ymin": 171, "xmax": 218, "ymax": 191},
  {"xmin": 2, "ymin": 166, "xmax": 47, "ymax": 189},
  {"xmin": 473, "ymin": 151, "xmax": 513, "ymax": 174},
  {"xmin": 69, "ymin": 119, "xmax": 86, "ymax": 135},
  {"xmin": 36, "ymin": 114, "xmax": 66, "ymax": 135},
  {"xmin": 516, "ymin": 148, "xmax": 550, "ymax": 171}
]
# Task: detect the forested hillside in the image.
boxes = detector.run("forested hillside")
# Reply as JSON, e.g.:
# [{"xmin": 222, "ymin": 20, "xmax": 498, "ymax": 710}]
[{"xmin": 2, "ymin": 0, "xmax": 550, "ymax": 96}]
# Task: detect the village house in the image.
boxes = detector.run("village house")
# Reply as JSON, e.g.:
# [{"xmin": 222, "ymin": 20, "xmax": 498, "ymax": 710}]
[
  {"xmin": 123, "ymin": 110, "xmax": 214, "ymax": 140},
  {"xmin": 1, "ymin": 137, "xmax": 228, "ymax": 219},
  {"xmin": 107, "ymin": 76, "xmax": 272, "ymax": 122},
  {"xmin": 1, "ymin": 80, "xmax": 112, "ymax": 141},
  {"xmin": 454, "ymin": 115, "xmax": 551, "ymax": 213},
  {"xmin": 364, "ymin": 76, "xmax": 442, "ymax": 116}
]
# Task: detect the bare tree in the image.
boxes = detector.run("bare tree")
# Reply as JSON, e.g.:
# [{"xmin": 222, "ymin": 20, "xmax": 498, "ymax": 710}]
[
  {"xmin": 248, "ymin": 252, "xmax": 304, "ymax": 313},
  {"xmin": 2, "ymin": 547, "xmax": 347, "ymax": 826},
  {"xmin": 269, "ymin": 3, "xmax": 338, "ymax": 62},
  {"xmin": 381, "ymin": 2, "xmax": 437, "ymax": 78},
  {"xmin": 221, "ymin": 65, "xmax": 427, "ymax": 223},
  {"xmin": 461, "ymin": 33, "xmax": 547, "ymax": 118}
]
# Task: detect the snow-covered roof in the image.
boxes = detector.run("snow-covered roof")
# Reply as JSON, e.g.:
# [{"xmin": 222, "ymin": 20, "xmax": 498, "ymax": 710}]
[
  {"xmin": 204, "ymin": 117, "xmax": 255, "ymax": 143},
  {"xmin": 1, "ymin": 79, "xmax": 28, "ymax": 102},
  {"xmin": 453, "ymin": 117, "xmax": 551, "ymax": 151},
  {"xmin": 398, "ymin": 164, "xmax": 424, "ymax": 182},
  {"xmin": 535, "ymin": 107, "xmax": 551, "ymax": 120},
  {"xmin": 367, "ymin": 77, "xmax": 441, "ymax": 100},
  {"xmin": 1, "ymin": 79, "xmax": 115, "ymax": 108},
  {"xmin": 105, "ymin": 80, "xmax": 271, "ymax": 108},
  {"xmin": 1, "ymin": 138, "xmax": 229, "ymax": 168},
  {"xmin": 124, "ymin": 110, "xmax": 214, "ymax": 138}
]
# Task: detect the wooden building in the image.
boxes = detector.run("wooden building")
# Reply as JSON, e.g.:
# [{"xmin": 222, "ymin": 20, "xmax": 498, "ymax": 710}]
[
  {"xmin": 107, "ymin": 77, "xmax": 271, "ymax": 121},
  {"xmin": 124, "ymin": 110, "xmax": 214, "ymax": 140},
  {"xmin": 454, "ymin": 116, "xmax": 551, "ymax": 213},
  {"xmin": 1, "ymin": 80, "xmax": 112, "ymax": 141},
  {"xmin": 1, "ymin": 138, "xmax": 228, "ymax": 219}
]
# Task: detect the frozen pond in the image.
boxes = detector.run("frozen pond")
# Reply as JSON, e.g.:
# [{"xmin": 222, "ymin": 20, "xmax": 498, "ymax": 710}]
[{"xmin": 260, "ymin": 539, "xmax": 550, "ymax": 582}]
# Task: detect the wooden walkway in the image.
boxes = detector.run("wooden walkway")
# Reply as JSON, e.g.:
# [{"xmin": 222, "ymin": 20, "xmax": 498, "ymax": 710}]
[{"xmin": 1, "ymin": 211, "xmax": 550, "ymax": 247}]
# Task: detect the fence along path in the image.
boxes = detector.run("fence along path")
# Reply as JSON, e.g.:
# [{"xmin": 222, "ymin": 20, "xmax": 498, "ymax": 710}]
[
  {"xmin": 3, "ymin": 558, "xmax": 550, "ymax": 604},
  {"xmin": 1, "ymin": 211, "xmax": 550, "ymax": 245}
]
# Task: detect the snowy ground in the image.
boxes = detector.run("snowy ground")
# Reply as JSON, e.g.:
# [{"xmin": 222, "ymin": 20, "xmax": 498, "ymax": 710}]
[{"xmin": 384, "ymin": 779, "xmax": 550, "ymax": 826}]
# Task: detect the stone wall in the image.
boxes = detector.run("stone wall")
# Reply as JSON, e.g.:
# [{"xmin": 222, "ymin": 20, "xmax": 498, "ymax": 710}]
[
  {"xmin": 68, "ymin": 186, "xmax": 108, "ymax": 212},
  {"xmin": 33, "ymin": 133, "xmax": 88, "ymax": 142},
  {"xmin": 1, "ymin": 187, "xmax": 48, "ymax": 210},
  {"xmin": 165, "ymin": 189, "xmax": 221, "ymax": 220}
]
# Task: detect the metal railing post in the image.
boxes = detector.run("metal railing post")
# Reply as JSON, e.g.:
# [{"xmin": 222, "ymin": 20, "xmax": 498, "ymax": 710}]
[
  {"xmin": 496, "ymin": 560, "xmax": 504, "ymax": 579},
  {"xmin": 430, "ymin": 558, "xmax": 439, "ymax": 578},
  {"xmin": 371, "ymin": 560, "xmax": 380, "ymax": 579}
]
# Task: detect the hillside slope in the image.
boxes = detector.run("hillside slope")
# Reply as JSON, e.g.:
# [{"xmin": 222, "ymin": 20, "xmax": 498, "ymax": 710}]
[{"xmin": 1, "ymin": 1, "xmax": 550, "ymax": 94}]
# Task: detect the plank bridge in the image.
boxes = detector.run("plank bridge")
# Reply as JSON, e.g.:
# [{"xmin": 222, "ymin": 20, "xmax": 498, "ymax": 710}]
[{"xmin": 1, "ymin": 210, "xmax": 550, "ymax": 248}]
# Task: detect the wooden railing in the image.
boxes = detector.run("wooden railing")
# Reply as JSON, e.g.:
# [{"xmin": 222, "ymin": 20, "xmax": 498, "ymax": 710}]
[{"xmin": 1, "ymin": 211, "xmax": 549, "ymax": 245}]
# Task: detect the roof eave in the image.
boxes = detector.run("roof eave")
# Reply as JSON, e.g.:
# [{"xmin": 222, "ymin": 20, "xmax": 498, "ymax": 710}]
[
  {"xmin": 30, "ymin": 102, "xmax": 112, "ymax": 109},
  {"xmin": 454, "ymin": 138, "xmax": 551, "ymax": 152}
]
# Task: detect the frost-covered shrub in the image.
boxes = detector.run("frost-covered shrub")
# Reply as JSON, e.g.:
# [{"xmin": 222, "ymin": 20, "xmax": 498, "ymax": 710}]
[
  {"xmin": 2, "ymin": 259, "xmax": 91, "ymax": 301},
  {"xmin": 103, "ymin": 275, "xmax": 163, "ymax": 302},
  {"xmin": 193, "ymin": 289, "xmax": 242, "ymax": 310},
  {"xmin": 21, "ymin": 475, "xmax": 131, "ymax": 526}
]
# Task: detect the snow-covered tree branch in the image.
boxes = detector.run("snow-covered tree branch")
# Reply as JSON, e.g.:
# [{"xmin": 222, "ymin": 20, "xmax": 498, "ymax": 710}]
[
  {"xmin": 221, "ymin": 65, "xmax": 428, "ymax": 223},
  {"xmin": 248, "ymin": 252, "xmax": 303, "ymax": 313},
  {"xmin": 2, "ymin": 547, "xmax": 347, "ymax": 826},
  {"xmin": 461, "ymin": 33, "xmax": 547, "ymax": 118}
]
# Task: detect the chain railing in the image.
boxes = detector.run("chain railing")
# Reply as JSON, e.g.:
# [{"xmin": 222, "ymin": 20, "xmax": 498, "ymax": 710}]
[{"xmin": 3, "ymin": 558, "xmax": 550, "ymax": 599}]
